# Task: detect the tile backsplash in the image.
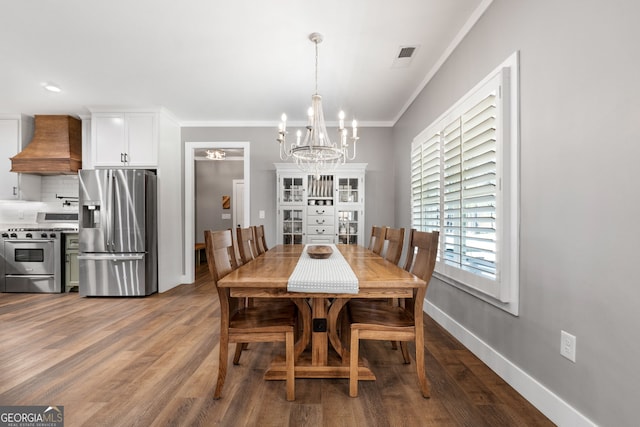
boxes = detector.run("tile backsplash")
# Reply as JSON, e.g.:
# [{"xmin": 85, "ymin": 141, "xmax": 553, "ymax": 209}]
[
  {"xmin": 41, "ymin": 175, "xmax": 79, "ymax": 203},
  {"xmin": 0, "ymin": 175, "xmax": 79, "ymax": 224}
]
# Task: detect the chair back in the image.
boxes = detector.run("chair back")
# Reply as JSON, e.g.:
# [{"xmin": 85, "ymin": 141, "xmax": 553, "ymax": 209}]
[
  {"xmin": 237, "ymin": 226, "xmax": 258, "ymax": 264},
  {"xmin": 368, "ymin": 226, "xmax": 386, "ymax": 255},
  {"xmin": 382, "ymin": 227, "xmax": 405, "ymax": 265},
  {"xmin": 403, "ymin": 229, "xmax": 440, "ymax": 304},
  {"xmin": 204, "ymin": 229, "xmax": 241, "ymax": 318},
  {"xmin": 253, "ymin": 225, "xmax": 268, "ymax": 255}
]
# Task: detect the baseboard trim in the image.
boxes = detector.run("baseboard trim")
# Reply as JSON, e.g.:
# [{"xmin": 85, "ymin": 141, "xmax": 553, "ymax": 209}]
[{"xmin": 424, "ymin": 301, "xmax": 596, "ymax": 427}]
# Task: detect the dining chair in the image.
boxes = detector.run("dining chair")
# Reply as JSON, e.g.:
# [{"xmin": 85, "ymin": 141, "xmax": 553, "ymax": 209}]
[
  {"xmin": 368, "ymin": 226, "xmax": 386, "ymax": 255},
  {"xmin": 348, "ymin": 229, "xmax": 439, "ymax": 398},
  {"xmin": 253, "ymin": 224, "xmax": 268, "ymax": 255},
  {"xmin": 382, "ymin": 227, "xmax": 405, "ymax": 265},
  {"xmin": 237, "ymin": 226, "xmax": 258, "ymax": 264},
  {"xmin": 204, "ymin": 229, "xmax": 297, "ymax": 401}
]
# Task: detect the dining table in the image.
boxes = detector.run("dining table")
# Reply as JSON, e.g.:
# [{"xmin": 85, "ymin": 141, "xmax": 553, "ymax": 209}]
[{"xmin": 217, "ymin": 244, "xmax": 427, "ymax": 381}]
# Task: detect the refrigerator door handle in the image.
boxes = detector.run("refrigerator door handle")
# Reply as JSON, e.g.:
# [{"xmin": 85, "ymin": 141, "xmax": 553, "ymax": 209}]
[{"xmin": 106, "ymin": 170, "xmax": 113, "ymax": 251}]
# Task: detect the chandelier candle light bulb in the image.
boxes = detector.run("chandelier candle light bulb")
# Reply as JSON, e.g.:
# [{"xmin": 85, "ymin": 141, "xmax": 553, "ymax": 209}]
[{"xmin": 277, "ymin": 32, "xmax": 360, "ymax": 177}]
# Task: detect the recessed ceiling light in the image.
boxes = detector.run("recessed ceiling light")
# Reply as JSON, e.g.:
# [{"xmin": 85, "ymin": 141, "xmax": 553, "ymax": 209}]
[{"xmin": 42, "ymin": 82, "xmax": 61, "ymax": 93}]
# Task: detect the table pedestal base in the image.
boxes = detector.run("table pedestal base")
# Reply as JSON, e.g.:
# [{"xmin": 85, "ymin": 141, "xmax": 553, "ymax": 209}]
[{"xmin": 264, "ymin": 353, "xmax": 376, "ymax": 380}]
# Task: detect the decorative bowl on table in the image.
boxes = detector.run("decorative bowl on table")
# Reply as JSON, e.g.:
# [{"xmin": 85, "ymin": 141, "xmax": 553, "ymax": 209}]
[{"xmin": 307, "ymin": 245, "xmax": 333, "ymax": 259}]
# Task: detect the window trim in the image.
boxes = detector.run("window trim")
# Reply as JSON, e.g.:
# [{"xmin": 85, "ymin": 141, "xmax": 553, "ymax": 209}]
[{"xmin": 411, "ymin": 51, "xmax": 519, "ymax": 315}]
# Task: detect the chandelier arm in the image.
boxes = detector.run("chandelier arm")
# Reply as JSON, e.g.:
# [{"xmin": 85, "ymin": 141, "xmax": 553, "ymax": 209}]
[{"xmin": 345, "ymin": 138, "xmax": 359, "ymax": 161}]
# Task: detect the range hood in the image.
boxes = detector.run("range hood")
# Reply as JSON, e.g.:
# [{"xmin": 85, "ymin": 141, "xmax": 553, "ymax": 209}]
[{"xmin": 10, "ymin": 115, "xmax": 82, "ymax": 175}]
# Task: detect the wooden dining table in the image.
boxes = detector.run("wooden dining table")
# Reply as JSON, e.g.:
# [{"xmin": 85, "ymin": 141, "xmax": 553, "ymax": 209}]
[{"xmin": 217, "ymin": 244, "xmax": 427, "ymax": 381}]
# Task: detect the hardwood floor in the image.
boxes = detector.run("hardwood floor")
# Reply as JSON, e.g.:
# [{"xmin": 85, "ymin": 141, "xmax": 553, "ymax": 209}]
[{"xmin": 0, "ymin": 265, "xmax": 553, "ymax": 426}]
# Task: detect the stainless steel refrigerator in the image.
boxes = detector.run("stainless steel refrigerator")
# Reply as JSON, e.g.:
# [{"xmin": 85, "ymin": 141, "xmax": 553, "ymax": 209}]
[{"xmin": 78, "ymin": 169, "xmax": 157, "ymax": 296}]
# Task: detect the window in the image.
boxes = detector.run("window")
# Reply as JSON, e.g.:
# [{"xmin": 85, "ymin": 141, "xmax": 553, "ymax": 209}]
[{"xmin": 411, "ymin": 52, "xmax": 519, "ymax": 315}]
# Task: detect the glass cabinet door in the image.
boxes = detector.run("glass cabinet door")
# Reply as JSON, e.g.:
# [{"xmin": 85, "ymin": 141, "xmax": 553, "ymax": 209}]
[
  {"xmin": 281, "ymin": 177, "xmax": 305, "ymax": 204},
  {"xmin": 338, "ymin": 209, "xmax": 360, "ymax": 245},
  {"xmin": 337, "ymin": 177, "xmax": 360, "ymax": 204},
  {"xmin": 282, "ymin": 208, "xmax": 304, "ymax": 244}
]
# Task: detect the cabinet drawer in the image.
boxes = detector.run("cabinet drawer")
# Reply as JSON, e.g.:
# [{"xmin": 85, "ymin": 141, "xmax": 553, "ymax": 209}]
[
  {"xmin": 307, "ymin": 206, "xmax": 334, "ymax": 216},
  {"xmin": 307, "ymin": 214, "xmax": 335, "ymax": 226},
  {"xmin": 307, "ymin": 235, "xmax": 335, "ymax": 244},
  {"xmin": 307, "ymin": 225, "xmax": 335, "ymax": 236}
]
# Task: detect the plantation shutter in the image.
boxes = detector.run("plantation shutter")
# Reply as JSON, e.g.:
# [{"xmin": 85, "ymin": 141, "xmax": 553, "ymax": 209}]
[
  {"xmin": 411, "ymin": 132, "xmax": 440, "ymax": 233},
  {"xmin": 409, "ymin": 55, "xmax": 518, "ymax": 310},
  {"xmin": 460, "ymin": 93, "xmax": 497, "ymax": 280}
]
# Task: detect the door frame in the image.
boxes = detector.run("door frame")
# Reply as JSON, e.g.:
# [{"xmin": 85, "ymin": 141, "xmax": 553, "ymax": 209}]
[{"xmin": 184, "ymin": 141, "xmax": 250, "ymax": 283}]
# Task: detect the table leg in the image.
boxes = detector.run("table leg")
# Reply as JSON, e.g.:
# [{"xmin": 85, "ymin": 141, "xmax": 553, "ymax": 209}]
[
  {"xmin": 327, "ymin": 298, "xmax": 349, "ymax": 360},
  {"xmin": 312, "ymin": 298, "xmax": 328, "ymax": 365},
  {"xmin": 291, "ymin": 298, "xmax": 311, "ymax": 358}
]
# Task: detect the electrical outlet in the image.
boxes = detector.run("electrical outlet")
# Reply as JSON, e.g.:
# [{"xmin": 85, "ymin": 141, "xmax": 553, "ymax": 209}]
[{"xmin": 560, "ymin": 330, "xmax": 576, "ymax": 362}]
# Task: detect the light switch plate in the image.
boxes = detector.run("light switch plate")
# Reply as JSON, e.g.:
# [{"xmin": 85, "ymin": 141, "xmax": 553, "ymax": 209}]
[
  {"xmin": 560, "ymin": 330, "xmax": 576, "ymax": 362},
  {"xmin": 259, "ymin": 210, "xmax": 265, "ymax": 219}
]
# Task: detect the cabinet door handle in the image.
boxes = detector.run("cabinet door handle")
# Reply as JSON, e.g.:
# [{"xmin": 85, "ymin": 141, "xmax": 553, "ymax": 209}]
[
  {"xmin": 120, "ymin": 153, "xmax": 124, "ymax": 163},
  {"xmin": 13, "ymin": 186, "xmax": 17, "ymax": 196},
  {"xmin": 124, "ymin": 153, "xmax": 128, "ymax": 163}
]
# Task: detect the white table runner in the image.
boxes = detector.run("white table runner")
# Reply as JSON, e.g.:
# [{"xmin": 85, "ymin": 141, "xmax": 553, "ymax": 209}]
[{"xmin": 287, "ymin": 244, "xmax": 359, "ymax": 294}]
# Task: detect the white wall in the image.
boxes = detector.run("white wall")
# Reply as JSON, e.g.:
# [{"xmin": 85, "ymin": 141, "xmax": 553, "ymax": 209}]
[
  {"xmin": 393, "ymin": 1, "xmax": 640, "ymax": 425},
  {"xmin": 156, "ymin": 111, "xmax": 183, "ymax": 292}
]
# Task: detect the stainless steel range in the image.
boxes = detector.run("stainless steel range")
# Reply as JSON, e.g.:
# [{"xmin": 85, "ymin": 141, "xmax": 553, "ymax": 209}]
[{"xmin": 1, "ymin": 212, "xmax": 78, "ymax": 293}]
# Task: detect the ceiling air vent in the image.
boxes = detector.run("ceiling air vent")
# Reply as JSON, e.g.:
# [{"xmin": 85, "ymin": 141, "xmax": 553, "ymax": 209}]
[
  {"xmin": 392, "ymin": 45, "xmax": 419, "ymax": 68},
  {"xmin": 398, "ymin": 46, "xmax": 416, "ymax": 59}
]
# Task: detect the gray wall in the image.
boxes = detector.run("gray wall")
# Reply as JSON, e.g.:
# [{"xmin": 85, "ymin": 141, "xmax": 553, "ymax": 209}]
[
  {"xmin": 182, "ymin": 126, "xmax": 395, "ymax": 248},
  {"xmin": 195, "ymin": 159, "xmax": 243, "ymax": 242},
  {"xmin": 393, "ymin": 1, "xmax": 640, "ymax": 425}
]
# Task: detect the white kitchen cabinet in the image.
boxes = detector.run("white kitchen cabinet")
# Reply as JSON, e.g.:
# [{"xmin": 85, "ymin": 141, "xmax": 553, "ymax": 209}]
[
  {"xmin": 0, "ymin": 115, "xmax": 41, "ymax": 200},
  {"xmin": 91, "ymin": 112, "xmax": 157, "ymax": 167},
  {"xmin": 275, "ymin": 163, "xmax": 366, "ymax": 245}
]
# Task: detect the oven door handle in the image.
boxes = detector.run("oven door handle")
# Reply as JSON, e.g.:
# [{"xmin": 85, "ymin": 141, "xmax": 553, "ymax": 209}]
[
  {"xmin": 78, "ymin": 254, "xmax": 145, "ymax": 261},
  {"xmin": 5, "ymin": 274, "xmax": 55, "ymax": 279},
  {"xmin": 4, "ymin": 239, "xmax": 55, "ymax": 243}
]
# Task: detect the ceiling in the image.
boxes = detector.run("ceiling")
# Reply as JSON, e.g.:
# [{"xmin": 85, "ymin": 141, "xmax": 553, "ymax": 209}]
[{"xmin": 0, "ymin": 0, "xmax": 490, "ymax": 127}]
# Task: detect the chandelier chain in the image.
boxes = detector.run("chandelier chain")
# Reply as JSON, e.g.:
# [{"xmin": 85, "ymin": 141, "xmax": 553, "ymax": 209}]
[{"xmin": 314, "ymin": 39, "xmax": 319, "ymax": 95}]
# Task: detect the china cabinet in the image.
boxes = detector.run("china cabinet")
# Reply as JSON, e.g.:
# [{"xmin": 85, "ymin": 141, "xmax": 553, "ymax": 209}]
[{"xmin": 275, "ymin": 163, "xmax": 366, "ymax": 245}]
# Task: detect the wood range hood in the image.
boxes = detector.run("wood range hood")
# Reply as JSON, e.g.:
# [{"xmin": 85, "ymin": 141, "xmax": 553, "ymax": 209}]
[{"xmin": 10, "ymin": 115, "xmax": 82, "ymax": 175}]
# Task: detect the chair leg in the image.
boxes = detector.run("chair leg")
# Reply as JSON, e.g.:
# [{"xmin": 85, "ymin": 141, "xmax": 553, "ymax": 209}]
[
  {"xmin": 415, "ymin": 340, "xmax": 430, "ymax": 398},
  {"xmin": 400, "ymin": 341, "xmax": 411, "ymax": 364},
  {"xmin": 285, "ymin": 330, "xmax": 295, "ymax": 401},
  {"xmin": 233, "ymin": 343, "xmax": 247, "ymax": 365},
  {"xmin": 349, "ymin": 328, "xmax": 359, "ymax": 397},
  {"xmin": 214, "ymin": 332, "xmax": 229, "ymax": 399}
]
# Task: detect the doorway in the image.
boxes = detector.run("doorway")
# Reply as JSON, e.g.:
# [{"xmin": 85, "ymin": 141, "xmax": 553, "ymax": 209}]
[
  {"xmin": 232, "ymin": 179, "xmax": 245, "ymax": 228},
  {"xmin": 184, "ymin": 141, "xmax": 250, "ymax": 283}
]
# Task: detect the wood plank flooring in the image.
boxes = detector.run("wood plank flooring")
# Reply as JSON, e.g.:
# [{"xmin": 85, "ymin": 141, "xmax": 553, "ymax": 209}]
[{"xmin": 0, "ymin": 265, "xmax": 554, "ymax": 426}]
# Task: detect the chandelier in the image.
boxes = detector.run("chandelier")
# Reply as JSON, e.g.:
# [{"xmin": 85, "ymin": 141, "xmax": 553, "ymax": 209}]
[
  {"xmin": 277, "ymin": 32, "xmax": 359, "ymax": 177},
  {"xmin": 206, "ymin": 149, "xmax": 225, "ymax": 160}
]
